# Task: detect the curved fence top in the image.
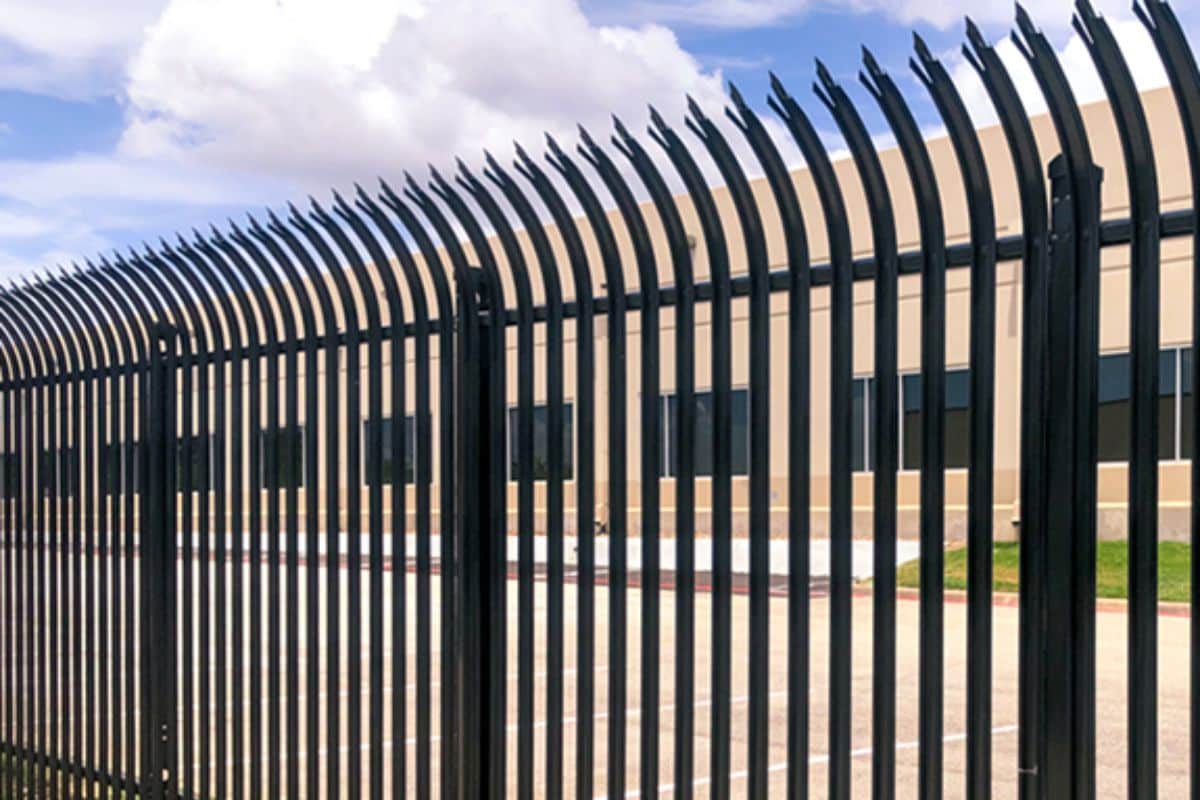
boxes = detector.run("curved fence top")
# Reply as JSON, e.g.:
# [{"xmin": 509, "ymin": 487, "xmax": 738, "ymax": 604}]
[{"xmin": 0, "ymin": 0, "xmax": 1192, "ymax": 385}]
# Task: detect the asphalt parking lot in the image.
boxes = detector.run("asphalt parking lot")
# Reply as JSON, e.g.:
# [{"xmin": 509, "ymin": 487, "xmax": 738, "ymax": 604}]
[{"xmin": 167, "ymin": 554, "xmax": 1188, "ymax": 798}]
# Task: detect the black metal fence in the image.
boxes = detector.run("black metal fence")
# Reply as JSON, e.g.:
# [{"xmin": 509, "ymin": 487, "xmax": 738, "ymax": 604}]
[{"xmin": 0, "ymin": 0, "xmax": 1197, "ymax": 797}]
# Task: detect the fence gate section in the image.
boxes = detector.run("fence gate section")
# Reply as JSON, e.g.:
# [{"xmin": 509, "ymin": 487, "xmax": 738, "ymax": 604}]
[{"xmin": 0, "ymin": 1, "xmax": 1198, "ymax": 798}]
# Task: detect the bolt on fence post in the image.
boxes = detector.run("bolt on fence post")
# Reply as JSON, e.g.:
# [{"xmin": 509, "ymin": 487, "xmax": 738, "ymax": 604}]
[
  {"xmin": 455, "ymin": 266, "xmax": 496, "ymax": 799},
  {"xmin": 141, "ymin": 321, "xmax": 177, "ymax": 800}
]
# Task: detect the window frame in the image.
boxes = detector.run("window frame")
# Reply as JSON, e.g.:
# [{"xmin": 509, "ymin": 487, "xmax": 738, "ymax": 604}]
[{"xmin": 850, "ymin": 367, "xmax": 972, "ymax": 474}]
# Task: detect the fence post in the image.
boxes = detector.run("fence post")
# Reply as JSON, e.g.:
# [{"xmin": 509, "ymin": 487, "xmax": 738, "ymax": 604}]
[
  {"xmin": 141, "ymin": 322, "xmax": 177, "ymax": 800},
  {"xmin": 455, "ymin": 267, "xmax": 497, "ymax": 799},
  {"xmin": 1041, "ymin": 153, "xmax": 1103, "ymax": 799}
]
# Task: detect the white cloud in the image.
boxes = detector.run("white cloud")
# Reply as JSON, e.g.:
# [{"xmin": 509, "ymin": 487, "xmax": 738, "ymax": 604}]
[
  {"xmin": 117, "ymin": 0, "xmax": 731, "ymax": 191},
  {"xmin": 0, "ymin": 152, "xmax": 292, "ymax": 277},
  {"xmin": 0, "ymin": 0, "xmax": 1189, "ymax": 276},
  {"xmin": 604, "ymin": 0, "xmax": 1135, "ymax": 32},
  {"xmin": 0, "ymin": 203, "xmax": 116, "ymax": 279},
  {"xmin": 0, "ymin": 1, "xmax": 166, "ymax": 96},
  {"xmin": 0, "ymin": 154, "xmax": 287, "ymax": 207}
]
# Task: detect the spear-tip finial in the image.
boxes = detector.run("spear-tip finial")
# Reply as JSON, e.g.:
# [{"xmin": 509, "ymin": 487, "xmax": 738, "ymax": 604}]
[
  {"xmin": 647, "ymin": 104, "xmax": 669, "ymax": 134},
  {"xmin": 815, "ymin": 58, "xmax": 836, "ymax": 91},
  {"xmin": 727, "ymin": 80, "xmax": 747, "ymax": 109},
  {"xmin": 612, "ymin": 114, "xmax": 632, "ymax": 142},
  {"xmin": 514, "ymin": 140, "xmax": 534, "ymax": 167},
  {"xmin": 913, "ymin": 31, "xmax": 934, "ymax": 62},
  {"xmin": 964, "ymin": 16, "xmax": 986, "ymax": 48},
  {"xmin": 1014, "ymin": 3, "xmax": 1037, "ymax": 36},
  {"xmin": 768, "ymin": 70, "xmax": 790, "ymax": 100},
  {"xmin": 577, "ymin": 123, "xmax": 597, "ymax": 149},
  {"xmin": 862, "ymin": 46, "xmax": 884, "ymax": 79}
]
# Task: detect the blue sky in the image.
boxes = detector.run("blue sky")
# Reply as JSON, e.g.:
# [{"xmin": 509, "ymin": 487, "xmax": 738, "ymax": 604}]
[{"xmin": 0, "ymin": 0, "xmax": 1193, "ymax": 277}]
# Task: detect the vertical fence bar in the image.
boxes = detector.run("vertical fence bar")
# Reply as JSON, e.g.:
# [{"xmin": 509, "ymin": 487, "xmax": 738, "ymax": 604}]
[
  {"xmin": 17, "ymin": 286, "xmax": 61, "ymax": 800},
  {"xmin": 1042, "ymin": 155, "xmax": 1080, "ymax": 800},
  {"xmin": 11, "ymin": 284, "xmax": 62, "ymax": 800},
  {"xmin": 359, "ymin": 185, "xmax": 444, "ymax": 798},
  {"xmin": 121, "ymin": 263, "xmax": 158, "ymax": 799},
  {"xmin": 628, "ymin": 116, "xmax": 697, "ymax": 798},
  {"xmin": 312, "ymin": 201, "xmax": 387, "ymax": 800},
  {"xmin": 863, "ymin": 52, "xmax": 948, "ymax": 800},
  {"xmin": 11, "ymin": 299, "xmax": 26, "ymax": 799},
  {"xmin": 456, "ymin": 264, "xmax": 493, "ymax": 798},
  {"xmin": 36, "ymin": 279, "xmax": 89, "ymax": 800},
  {"xmin": 89, "ymin": 269, "xmax": 122, "ymax": 797},
  {"xmin": 142, "ymin": 248, "xmax": 209, "ymax": 800},
  {"xmin": 110, "ymin": 260, "xmax": 164, "ymax": 800},
  {"xmin": 0, "ymin": 326, "xmax": 14, "ymax": 800},
  {"xmin": 1015, "ymin": 12, "xmax": 1104, "ymax": 794},
  {"xmin": 593, "ymin": 123, "xmax": 664, "ymax": 798},
  {"xmin": 397, "ymin": 176, "xmax": 468, "ymax": 800},
  {"xmin": 0, "ymin": 329, "xmax": 11, "ymax": 798},
  {"xmin": 962, "ymin": 23, "xmax": 1049, "ymax": 798},
  {"xmin": 523, "ymin": 144, "xmax": 598, "ymax": 800},
  {"xmin": 543, "ymin": 139, "xmax": 610, "ymax": 800},
  {"xmin": 688, "ymin": 101, "xmax": 773, "ymax": 797},
  {"xmin": 913, "ymin": 37, "xmax": 999, "ymax": 800},
  {"xmin": 297, "ymin": 204, "xmax": 369, "ymax": 800},
  {"xmin": 0, "ymin": 296, "xmax": 36, "ymax": 799},
  {"xmin": 1075, "ymin": 6, "xmax": 1162, "ymax": 798},
  {"xmin": 460, "ymin": 162, "xmax": 539, "ymax": 800},
  {"xmin": 430, "ymin": 168, "xmax": 510, "ymax": 799},
  {"xmin": 167, "ymin": 241, "xmax": 232, "ymax": 800},
  {"xmin": 208, "ymin": 231, "xmax": 276, "ymax": 800},
  {"xmin": 573, "ymin": 130, "xmax": 632, "ymax": 800},
  {"xmin": 75, "ymin": 269, "xmax": 121, "ymax": 800},
  {"xmin": 10, "ymin": 297, "xmax": 32, "ymax": 799},
  {"xmin": 130, "ymin": 255, "xmax": 196, "ymax": 800},
  {"xmin": 814, "ymin": 61, "xmax": 902, "ymax": 800},
  {"xmin": 647, "ymin": 117, "xmax": 732, "ymax": 799},
  {"xmin": 489, "ymin": 153, "xmax": 568, "ymax": 800},
  {"xmin": 142, "ymin": 322, "xmax": 177, "ymax": 800},
  {"xmin": 1136, "ymin": 6, "xmax": 1200, "ymax": 800},
  {"xmin": 335, "ymin": 194, "xmax": 416, "ymax": 799},
  {"xmin": 2, "ymin": 292, "xmax": 47, "ymax": 800},
  {"xmin": 208, "ymin": 239, "xmax": 256, "ymax": 800},
  {"xmin": 770, "ymin": 76, "xmax": 854, "ymax": 799},
  {"xmin": 271, "ymin": 210, "xmax": 344, "ymax": 800},
  {"xmin": 731, "ymin": 83, "xmax": 813, "ymax": 800},
  {"xmin": 223, "ymin": 223, "xmax": 303, "ymax": 800},
  {"xmin": 246, "ymin": 217, "xmax": 325, "ymax": 800}
]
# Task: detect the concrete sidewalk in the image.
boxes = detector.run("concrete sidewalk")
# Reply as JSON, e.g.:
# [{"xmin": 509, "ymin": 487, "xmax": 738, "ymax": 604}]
[{"xmin": 188, "ymin": 532, "xmax": 922, "ymax": 579}]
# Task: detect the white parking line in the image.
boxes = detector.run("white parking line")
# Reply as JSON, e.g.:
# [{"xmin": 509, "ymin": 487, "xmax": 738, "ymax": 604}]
[
  {"xmin": 195, "ymin": 688, "xmax": 800, "ymax": 770},
  {"xmin": 612, "ymin": 724, "xmax": 1021, "ymax": 797}
]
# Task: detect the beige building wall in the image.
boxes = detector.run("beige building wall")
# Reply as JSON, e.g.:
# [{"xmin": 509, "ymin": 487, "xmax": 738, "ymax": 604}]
[{"xmin": 137, "ymin": 86, "xmax": 1193, "ymax": 542}]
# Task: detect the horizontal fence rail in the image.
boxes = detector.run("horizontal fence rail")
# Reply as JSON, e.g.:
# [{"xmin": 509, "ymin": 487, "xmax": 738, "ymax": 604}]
[{"xmin": 0, "ymin": 1, "xmax": 1195, "ymax": 798}]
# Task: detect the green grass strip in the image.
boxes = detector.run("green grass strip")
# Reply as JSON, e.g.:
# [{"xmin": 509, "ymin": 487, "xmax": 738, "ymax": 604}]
[{"xmin": 895, "ymin": 540, "xmax": 1191, "ymax": 603}]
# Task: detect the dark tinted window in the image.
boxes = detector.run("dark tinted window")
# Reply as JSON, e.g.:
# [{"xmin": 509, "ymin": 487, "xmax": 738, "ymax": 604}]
[
  {"xmin": 260, "ymin": 426, "xmax": 305, "ymax": 489},
  {"xmin": 363, "ymin": 416, "xmax": 418, "ymax": 485},
  {"xmin": 508, "ymin": 404, "xmax": 574, "ymax": 481},
  {"xmin": 901, "ymin": 369, "xmax": 970, "ymax": 470},
  {"xmin": 661, "ymin": 389, "xmax": 749, "ymax": 478},
  {"xmin": 176, "ymin": 434, "xmax": 213, "ymax": 492}
]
